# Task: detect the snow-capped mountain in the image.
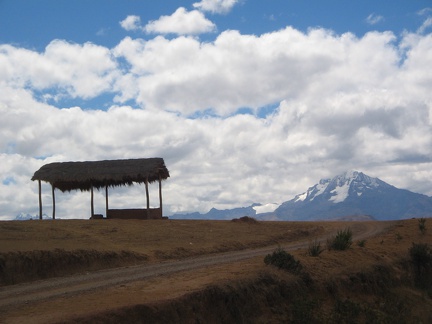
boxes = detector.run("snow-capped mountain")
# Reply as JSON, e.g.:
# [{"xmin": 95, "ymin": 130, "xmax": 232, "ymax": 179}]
[
  {"xmin": 170, "ymin": 171, "xmax": 431, "ymax": 221},
  {"xmin": 292, "ymin": 171, "xmax": 390, "ymax": 204},
  {"xmin": 273, "ymin": 171, "xmax": 432, "ymax": 221},
  {"xmin": 14, "ymin": 213, "xmax": 51, "ymax": 221}
]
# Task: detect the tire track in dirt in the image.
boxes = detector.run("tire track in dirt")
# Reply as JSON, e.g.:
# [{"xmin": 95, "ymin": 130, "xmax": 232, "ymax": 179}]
[{"xmin": 0, "ymin": 221, "xmax": 394, "ymax": 310}]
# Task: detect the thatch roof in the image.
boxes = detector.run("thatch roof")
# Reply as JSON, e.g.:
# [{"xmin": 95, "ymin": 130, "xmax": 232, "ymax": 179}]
[{"xmin": 31, "ymin": 158, "xmax": 170, "ymax": 192}]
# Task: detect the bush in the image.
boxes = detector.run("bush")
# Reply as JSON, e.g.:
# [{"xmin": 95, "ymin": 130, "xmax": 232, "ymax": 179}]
[
  {"xmin": 331, "ymin": 298, "xmax": 361, "ymax": 323},
  {"xmin": 409, "ymin": 243, "xmax": 432, "ymax": 290},
  {"xmin": 409, "ymin": 243, "xmax": 432, "ymax": 267},
  {"xmin": 264, "ymin": 247, "xmax": 302, "ymax": 274},
  {"xmin": 409, "ymin": 243, "xmax": 432, "ymax": 271},
  {"xmin": 231, "ymin": 216, "xmax": 258, "ymax": 224},
  {"xmin": 291, "ymin": 296, "xmax": 318, "ymax": 323},
  {"xmin": 308, "ymin": 240, "xmax": 324, "ymax": 257},
  {"xmin": 418, "ymin": 218, "xmax": 427, "ymax": 234},
  {"xmin": 327, "ymin": 228, "xmax": 352, "ymax": 251},
  {"xmin": 357, "ymin": 240, "xmax": 366, "ymax": 247}
]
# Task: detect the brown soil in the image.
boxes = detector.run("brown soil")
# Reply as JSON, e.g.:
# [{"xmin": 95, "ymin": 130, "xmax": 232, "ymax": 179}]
[{"xmin": 0, "ymin": 218, "xmax": 431, "ymax": 323}]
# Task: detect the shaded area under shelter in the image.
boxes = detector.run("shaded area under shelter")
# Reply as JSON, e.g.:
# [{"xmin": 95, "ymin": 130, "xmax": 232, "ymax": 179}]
[{"xmin": 31, "ymin": 158, "xmax": 170, "ymax": 220}]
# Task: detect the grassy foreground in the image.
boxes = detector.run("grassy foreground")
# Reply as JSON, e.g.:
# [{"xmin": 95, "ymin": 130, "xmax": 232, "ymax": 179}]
[
  {"xmin": 1, "ymin": 218, "xmax": 432, "ymax": 323},
  {"xmin": 0, "ymin": 217, "xmax": 325, "ymax": 285}
]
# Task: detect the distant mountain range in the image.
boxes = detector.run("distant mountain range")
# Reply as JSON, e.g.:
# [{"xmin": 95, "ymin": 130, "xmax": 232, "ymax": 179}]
[
  {"xmin": 172, "ymin": 171, "xmax": 432, "ymax": 221},
  {"xmin": 14, "ymin": 213, "xmax": 51, "ymax": 221},
  {"xmin": 170, "ymin": 204, "xmax": 261, "ymax": 220}
]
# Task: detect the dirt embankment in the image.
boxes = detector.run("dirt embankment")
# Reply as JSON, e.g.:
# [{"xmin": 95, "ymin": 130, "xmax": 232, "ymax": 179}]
[
  {"xmin": 62, "ymin": 265, "xmax": 423, "ymax": 324},
  {"xmin": 0, "ymin": 249, "xmax": 148, "ymax": 286}
]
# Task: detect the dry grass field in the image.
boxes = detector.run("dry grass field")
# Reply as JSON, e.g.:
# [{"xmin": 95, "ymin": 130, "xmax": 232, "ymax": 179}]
[
  {"xmin": 1, "ymin": 217, "xmax": 432, "ymax": 323},
  {"xmin": 0, "ymin": 218, "xmax": 322, "ymax": 274}
]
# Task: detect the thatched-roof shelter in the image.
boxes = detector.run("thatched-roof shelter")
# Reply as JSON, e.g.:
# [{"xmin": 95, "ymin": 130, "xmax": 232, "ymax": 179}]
[{"xmin": 31, "ymin": 158, "xmax": 170, "ymax": 220}]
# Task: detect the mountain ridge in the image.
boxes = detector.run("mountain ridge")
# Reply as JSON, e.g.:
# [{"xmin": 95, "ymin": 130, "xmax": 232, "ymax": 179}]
[
  {"xmin": 172, "ymin": 171, "xmax": 432, "ymax": 221},
  {"xmin": 273, "ymin": 170, "xmax": 432, "ymax": 220}
]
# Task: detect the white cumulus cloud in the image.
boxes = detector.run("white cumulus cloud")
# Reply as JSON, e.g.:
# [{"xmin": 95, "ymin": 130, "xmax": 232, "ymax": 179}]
[
  {"xmin": 144, "ymin": 7, "xmax": 216, "ymax": 35},
  {"xmin": 0, "ymin": 40, "xmax": 118, "ymax": 99},
  {"xmin": 120, "ymin": 15, "xmax": 142, "ymax": 31},
  {"xmin": 193, "ymin": 0, "xmax": 239, "ymax": 14}
]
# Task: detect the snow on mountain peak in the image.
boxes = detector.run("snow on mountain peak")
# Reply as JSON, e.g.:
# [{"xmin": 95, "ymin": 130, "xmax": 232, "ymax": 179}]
[
  {"xmin": 294, "ymin": 171, "xmax": 385, "ymax": 204},
  {"xmin": 276, "ymin": 170, "xmax": 432, "ymax": 221},
  {"xmin": 346, "ymin": 170, "xmax": 359, "ymax": 178},
  {"xmin": 294, "ymin": 178, "xmax": 330, "ymax": 202},
  {"xmin": 252, "ymin": 203, "xmax": 280, "ymax": 213},
  {"xmin": 328, "ymin": 170, "xmax": 359, "ymax": 203},
  {"xmin": 329, "ymin": 170, "xmax": 388, "ymax": 203}
]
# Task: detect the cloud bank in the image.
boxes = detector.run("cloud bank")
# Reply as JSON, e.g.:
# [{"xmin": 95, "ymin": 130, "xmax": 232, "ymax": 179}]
[{"xmin": 1, "ymin": 13, "xmax": 432, "ymax": 220}]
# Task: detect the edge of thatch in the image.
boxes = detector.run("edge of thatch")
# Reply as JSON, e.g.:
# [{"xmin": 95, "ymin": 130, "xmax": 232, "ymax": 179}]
[{"xmin": 31, "ymin": 158, "xmax": 170, "ymax": 192}]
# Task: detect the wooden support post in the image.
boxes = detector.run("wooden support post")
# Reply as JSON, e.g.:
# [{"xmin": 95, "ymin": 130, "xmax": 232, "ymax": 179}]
[
  {"xmin": 145, "ymin": 178, "xmax": 150, "ymax": 218},
  {"xmin": 159, "ymin": 175, "xmax": 163, "ymax": 217},
  {"xmin": 38, "ymin": 180, "xmax": 42, "ymax": 220},
  {"xmin": 90, "ymin": 186, "xmax": 94, "ymax": 218},
  {"xmin": 105, "ymin": 186, "xmax": 109, "ymax": 219},
  {"xmin": 51, "ymin": 184, "xmax": 56, "ymax": 220}
]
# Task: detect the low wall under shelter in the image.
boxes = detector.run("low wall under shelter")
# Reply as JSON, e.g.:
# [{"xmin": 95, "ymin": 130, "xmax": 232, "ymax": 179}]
[{"xmin": 107, "ymin": 208, "xmax": 162, "ymax": 220}]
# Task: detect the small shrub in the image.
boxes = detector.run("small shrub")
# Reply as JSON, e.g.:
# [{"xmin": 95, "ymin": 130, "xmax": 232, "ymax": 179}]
[
  {"xmin": 332, "ymin": 298, "xmax": 361, "ymax": 322},
  {"xmin": 325, "ymin": 279, "xmax": 339, "ymax": 296},
  {"xmin": 357, "ymin": 240, "xmax": 366, "ymax": 247},
  {"xmin": 395, "ymin": 233, "xmax": 403, "ymax": 241},
  {"xmin": 264, "ymin": 247, "xmax": 302, "ymax": 274},
  {"xmin": 327, "ymin": 228, "xmax": 353, "ymax": 251},
  {"xmin": 409, "ymin": 243, "xmax": 432, "ymax": 267},
  {"xmin": 300, "ymin": 271, "xmax": 314, "ymax": 287},
  {"xmin": 291, "ymin": 296, "xmax": 318, "ymax": 323},
  {"xmin": 409, "ymin": 243, "xmax": 432, "ymax": 272},
  {"xmin": 409, "ymin": 242, "xmax": 432, "ymax": 289},
  {"xmin": 308, "ymin": 240, "xmax": 324, "ymax": 257},
  {"xmin": 418, "ymin": 218, "xmax": 427, "ymax": 234},
  {"xmin": 231, "ymin": 216, "xmax": 257, "ymax": 224}
]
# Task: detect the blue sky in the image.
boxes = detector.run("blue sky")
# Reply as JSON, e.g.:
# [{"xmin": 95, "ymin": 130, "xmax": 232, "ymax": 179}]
[
  {"xmin": 0, "ymin": 0, "xmax": 432, "ymax": 219},
  {"xmin": 2, "ymin": 1, "xmax": 429, "ymax": 49}
]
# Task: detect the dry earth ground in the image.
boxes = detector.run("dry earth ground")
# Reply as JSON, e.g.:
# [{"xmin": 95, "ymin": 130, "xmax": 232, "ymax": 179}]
[{"xmin": 0, "ymin": 218, "xmax": 431, "ymax": 323}]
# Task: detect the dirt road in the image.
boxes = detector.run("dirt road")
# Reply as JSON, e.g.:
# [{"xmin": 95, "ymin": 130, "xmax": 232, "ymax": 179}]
[{"xmin": 0, "ymin": 221, "xmax": 392, "ymax": 315}]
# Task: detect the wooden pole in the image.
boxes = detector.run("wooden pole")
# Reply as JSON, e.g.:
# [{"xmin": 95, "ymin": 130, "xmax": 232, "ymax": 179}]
[
  {"xmin": 51, "ymin": 184, "xmax": 56, "ymax": 220},
  {"xmin": 38, "ymin": 180, "xmax": 42, "ymax": 220},
  {"xmin": 105, "ymin": 186, "xmax": 109, "ymax": 219},
  {"xmin": 159, "ymin": 175, "xmax": 163, "ymax": 217},
  {"xmin": 145, "ymin": 178, "xmax": 150, "ymax": 218},
  {"xmin": 90, "ymin": 186, "xmax": 94, "ymax": 218}
]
